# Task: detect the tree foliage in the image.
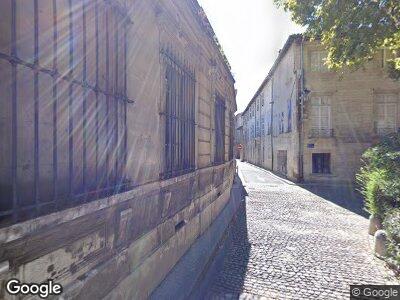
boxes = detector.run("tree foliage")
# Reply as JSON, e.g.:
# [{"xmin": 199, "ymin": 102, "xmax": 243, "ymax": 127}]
[
  {"xmin": 357, "ymin": 133, "xmax": 400, "ymax": 269},
  {"xmin": 275, "ymin": 0, "xmax": 400, "ymax": 79},
  {"xmin": 357, "ymin": 133, "xmax": 400, "ymax": 217}
]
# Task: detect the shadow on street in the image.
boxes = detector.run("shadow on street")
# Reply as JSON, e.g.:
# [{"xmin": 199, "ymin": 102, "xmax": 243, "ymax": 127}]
[
  {"xmin": 205, "ymin": 175, "xmax": 252, "ymax": 298},
  {"xmin": 299, "ymin": 183, "xmax": 368, "ymax": 218}
]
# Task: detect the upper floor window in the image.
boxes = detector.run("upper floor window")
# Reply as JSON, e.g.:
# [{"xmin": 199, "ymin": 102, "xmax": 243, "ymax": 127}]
[
  {"xmin": 310, "ymin": 96, "xmax": 332, "ymax": 137},
  {"xmin": 374, "ymin": 94, "xmax": 398, "ymax": 136},
  {"xmin": 287, "ymin": 98, "xmax": 292, "ymax": 133},
  {"xmin": 229, "ymin": 116, "xmax": 234, "ymax": 161},
  {"xmin": 267, "ymin": 113, "xmax": 272, "ymax": 135},
  {"xmin": 310, "ymin": 50, "xmax": 329, "ymax": 72},
  {"xmin": 279, "ymin": 112, "xmax": 285, "ymax": 134},
  {"xmin": 163, "ymin": 49, "xmax": 196, "ymax": 179}
]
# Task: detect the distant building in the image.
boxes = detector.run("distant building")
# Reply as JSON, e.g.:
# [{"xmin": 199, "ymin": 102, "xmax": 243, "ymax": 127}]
[
  {"xmin": 234, "ymin": 113, "xmax": 244, "ymax": 159},
  {"xmin": 242, "ymin": 34, "xmax": 400, "ymax": 183}
]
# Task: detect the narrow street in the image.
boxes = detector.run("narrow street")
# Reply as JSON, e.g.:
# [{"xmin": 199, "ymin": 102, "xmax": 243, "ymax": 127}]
[{"xmin": 208, "ymin": 161, "xmax": 398, "ymax": 299}]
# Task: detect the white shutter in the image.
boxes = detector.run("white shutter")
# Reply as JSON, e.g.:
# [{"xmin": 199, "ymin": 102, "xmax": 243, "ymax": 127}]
[
  {"xmin": 311, "ymin": 105, "xmax": 320, "ymax": 129},
  {"xmin": 375, "ymin": 94, "xmax": 398, "ymax": 135},
  {"xmin": 311, "ymin": 96, "xmax": 331, "ymax": 136},
  {"xmin": 320, "ymin": 106, "xmax": 330, "ymax": 130},
  {"xmin": 386, "ymin": 103, "xmax": 397, "ymax": 130}
]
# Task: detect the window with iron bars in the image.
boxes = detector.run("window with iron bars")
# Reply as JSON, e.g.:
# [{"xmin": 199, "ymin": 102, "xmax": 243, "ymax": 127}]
[
  {"xmin": 0, "ymin": 0, "xmax": 132, "ymax": 228},
  {"xmin": 214, "ymin": 96, "xmax": 226, "ymax": 164},
  {"xmin": 162, "ymin": 48, "xmax": 196, "ymax": 179}
]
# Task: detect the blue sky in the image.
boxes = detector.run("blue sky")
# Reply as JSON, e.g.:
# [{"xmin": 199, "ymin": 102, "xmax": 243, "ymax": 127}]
[{"xmin": 197, "ymin": 0, "xmax": 304, "ymax": 113}]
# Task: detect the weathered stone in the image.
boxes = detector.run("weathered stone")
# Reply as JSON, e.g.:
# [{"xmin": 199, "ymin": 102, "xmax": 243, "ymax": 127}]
[
  {"xmin": 374, "ymin": 230, "xmax": 388, "ymax": 258},
  {"xmin": 0, "ymin": 1, "xmax": 239, "ymax": 299},
  {"xmin": 369, "ymin": 214, "xmax": 382, "ymax": 236}
]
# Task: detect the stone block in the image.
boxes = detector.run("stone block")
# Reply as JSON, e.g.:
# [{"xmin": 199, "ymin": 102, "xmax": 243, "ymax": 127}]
[
  {"xmin": 369, "ymin": 214, "xmax": 382, "ymax": 236},
  {"xmin": 374, "ymin": 230, "xmax": 388, "ymax": 258}
]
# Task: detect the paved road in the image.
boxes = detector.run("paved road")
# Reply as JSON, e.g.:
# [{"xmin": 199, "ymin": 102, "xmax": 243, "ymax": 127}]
[{"xmin": 207, "ymin": 161, "xmax": 398, "ymax": 299}]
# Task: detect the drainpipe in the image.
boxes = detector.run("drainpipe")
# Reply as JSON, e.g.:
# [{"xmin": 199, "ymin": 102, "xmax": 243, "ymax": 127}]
[
  {"xmin": 270, "ymin": 77, "xmax": 274, "ymax": 171},
  {"xmin": 259, "ymin": 95, "xmax": 262, "ymax": 166},
  {"xmin": 298, "ymin": 37, "xmax": 305, "ymax": 182},
  {"xmin": 254, "ymin": 106, "xmax": 256, "ymax": 163}
]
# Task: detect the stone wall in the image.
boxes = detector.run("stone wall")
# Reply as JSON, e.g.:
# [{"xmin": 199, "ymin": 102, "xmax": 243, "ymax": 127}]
[
  {"xmin": 0, "ymin": 0, "xmax": 237, "ymax": 298},
  {"xmin": 0, "ymin": 162, "xmax": 236, "ymax": 299}
]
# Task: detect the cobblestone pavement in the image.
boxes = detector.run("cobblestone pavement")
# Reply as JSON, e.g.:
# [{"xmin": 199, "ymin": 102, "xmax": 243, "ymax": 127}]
[{"xmin": 207, "ymin": 161, "xmax": 398, "ymax": 299}]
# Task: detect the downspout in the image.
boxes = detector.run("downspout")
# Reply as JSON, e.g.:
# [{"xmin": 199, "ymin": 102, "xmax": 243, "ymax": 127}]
[
  {"xmin": 298, "ymin": 37, "xmax": 305, "ymax": 182},
  {"xmin": 259, "ymin": 95, "xmax": 262, "ymax": 166},
  {"xmin": 270, "ymin": 77, "xmax": 274, "ymax": 171},
  {"xmin": 256, "ymin": 101, "xmax": 258, "ymax": 165}
]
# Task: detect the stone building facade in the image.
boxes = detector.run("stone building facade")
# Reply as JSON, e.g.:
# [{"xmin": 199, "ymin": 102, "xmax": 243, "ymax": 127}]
[
  {"xmin": 0, "ymin": 0, "xmax": 236, "ymax": 299},
  {"xmin": 242, "ymin": 34, "xmax": 400, "ymax": 183},
  {"xmin": 234, "ymin": 113, "xmax": 244, "ymax": 160}
]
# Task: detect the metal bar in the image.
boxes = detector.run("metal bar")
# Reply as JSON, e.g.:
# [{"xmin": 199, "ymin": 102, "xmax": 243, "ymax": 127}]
[
  {"xmin": 177, "ymin": 66, "xmax": 181, "ymax": 172},
  {"xmin": 171, "ymin": 62, "xmax": 174, "ymax": 174},
  {"xmin": 181, "ymin": 70, "xmax": 184, "ymax": 170},
  {"xmin": 172, "ymin": 58, "xmax": 175, "ymax": 174},
  {"xmin": 181, "ymin": 69, "xmax": 185, "ymax": 171},
  {"xmin": 188, "ymin": 75, "xmax": 191, "ymax": 168},
  {"xmin": 0, "ymin": 52, "xmax": 134, "ymax": 103},
  {"xmin": 165, "ymin": 65, "xmax": 169, "ymax": 175},
  {"xmin": 53, "ymin": 0, "xmax": 58, "ymax": 71},
  {"xmin": 191, "ymin": 77, "xmax": 195, "ymax": 168},
  {"xmin": 193, "ymin": 77, "xmax": 195, "ymax": 168},
  {"xmin": 95, "ymin": 0, "xmax": 99, "ymax": 187},
  {"xmin": 223, "ymin": 102, "xmax": 226, "ymax": 162},
  {"xmin": 82, "ymin": 0, "xmax": 87, "ymax": 195},
  {"xmin": 174, "ymin": 58, "xmax": 178, "ymax": 172},
  {"xmin": 189, "ymin": 74, "xmax": 192, "ymax": 168},
  {"xmin": 53, "ymin": 0, "xmax": 58, "ymax": 206},
  {"xmin": 105, "ymin": 7, "xmax": 110, "ymax": 189},
  {"xmin": 177, "ymin": 61, "xmax": 180, "ymax": 171},
  {"xmin": 183, "ymin": 68, "xmax": 186, "ymax": 169},
  {"xmin": 11, "ymin": 0, "xmax": 17, "ymax": 222},
  {"xmin": 34, "ymin": 0, "xmax": 40, "ymax": 213},
  {"xmin": 169, "ymin": 59, "xmax": 173, "ymax": 175},
  {"xmin": 183, "ymin": 70, "xmax": 187, "ymax": 169},
  {"xmin": 34, "ymin": 0, "xmax": 39, "ymax": 64},
  {"xmin": 123, "ymin": 17, "xmax": 128, "ymax": 183},
  {"xmin": 115, "ymin": 15, "xmax": 119, "ymax": 188},
  {"xmin": 167, "ymin": 65, "xmax": 171, "ymax": 175},
  {"xmin": 169, "ymin": 58, "xmax": 172, "ymax": 175},
  {"xmin": 53, "ymin": 80, "xmax": 58, "ymax": 205},
  {"xmin": 183, "ymin": 70, "xmax": 186, "ymax": 169},
  {"xmin": 68, "ymin": 0, "xmax": 74, "ymax": 196},
  {"xmin": 188, "ymin": 74, "xmax": 191, "ymax": 168}
]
